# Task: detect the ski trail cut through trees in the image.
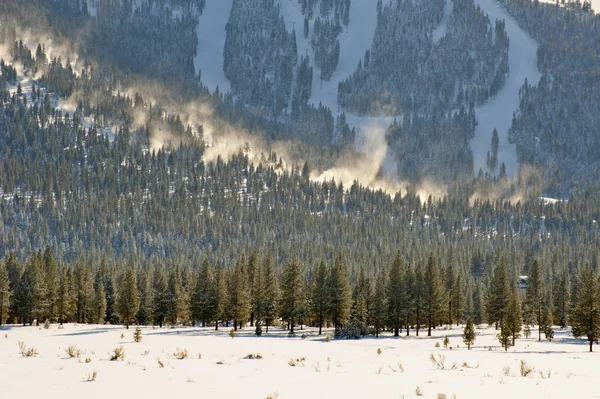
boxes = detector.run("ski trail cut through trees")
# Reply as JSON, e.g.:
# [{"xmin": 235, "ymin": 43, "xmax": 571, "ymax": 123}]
[
  {"xmin": 470, "ymin": 0, "xmax": 541, "ymax": 177},
  {"xmin": 194, "ymin": 0, "xmax": 233, "ymax": 94}
]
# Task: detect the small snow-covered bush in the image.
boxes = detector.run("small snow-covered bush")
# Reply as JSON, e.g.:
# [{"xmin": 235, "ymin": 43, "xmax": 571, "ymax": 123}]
[
  {"xmin": 244, "ymin": 353, "xmax": 263, "ymax": 360},
  {"xmin": 288, "ymin": 357, "xmax": 306, "ymax": 367},
  {"xmin": 43, "ymin": 319, "xmax": 51, "ymax": 329},
  {"xmin": 415, "ymin": 386, "xmax": 423, "ymax": 396},
  {"xmin": 229, "ymin": 329, "xmax": 236, "ymax": 339},
  {"xmin": 443, "ymin": 336, "xmax": 450, "ymax": 348}
]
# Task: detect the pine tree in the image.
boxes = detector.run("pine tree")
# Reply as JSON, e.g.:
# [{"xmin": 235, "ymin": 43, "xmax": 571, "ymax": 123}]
[
  {"xmin": 472, "ymin": 280, "xmax": 484, "ymax": 325},
  {"xmin": 116, "ymin": 268, "xmax": 140, "ymax": 329},
  {"xmin": 506, "ymin": 282, "xmax": 522, "ymax": 346},
  {"xmin": 166, "ymin": 266, "xmax": 189, "ymax": 326},
  {"xmin": 412, "ymin": 266, "xmax": 425, "ymax": 336},
  {"xmin": 497, "ymin": 318, "xmax": 513, "ymax": 351},
  {"xmin": 5, "ymin": 253, "xmax": 22, "ymax": 324},
  {"xmin": 93, "ymin": 276, "xmax": 107, "ymax": 325},
  {"xmin": 228, "ymin": 258, "xmax": 251, "ymax": 331},
  {"xmin": 0, "ymin": 258, "xmax": 10, "ymax": 325},
  {"xmin": 444, "ymin": 261, "xmax": 456, "ymax": 326},
  {"xmin": 261, "ymin": 254, "xmax": 278, "ymax": 334},
  {"xmin": 43, "ymin": 247, "xmax": 57, "ymax": 322},
  {"xmin": 56, "ymin": 268, "xmax": 75, "ymax": 325},
  {"xmin": 152, "ymin": 268, "xmax": 169, "ymax": 328},
  {"xmin": 247, "ymin": 252, "xmax": 258, "ymax": 327},
  {"xmin": 350, "ymin": 267, "xmax": 370, "ymax": 336},
  {"xmin": 570, "ymin": 265, "xmax": 600, "ymax": 352},
  {"xmin": 328, "ymin": 253, "xmax": 351, "ymax": 334},
  {"xmin": 486, "ymin": 257, "xmax": 509, "ymax": 329},
  {"xmin": 310, "ymin": 260, "xmax": 328, "ymax": 335},
  {"xmin": 424, "ymin": 254, "xmax": 444, "ymax": 336},
  {"xmin": 525, "ymin": 259, "xmax": 543, "ymax": 340},
  {"xmin": 74, "ymin": 262, "xmax": 94, "ymax": 324},
  {"xmin": 553, "ymin": 270, "xmax": 569, "ymax": 328},
  {"xmin": 212, "ymin": 263, "xmax": 227, "ymax": 330},
  {"xmin": 370, "ymin": 271, "xmax": 387, "ymax": 337},
  {"xmin": 191, "ymin": 258, "xmax": 214, "ymax": 327},
  {"xmin": 136, "ymin": 269, "xmax": 153, "ymax": 326},
  {"xmin": 452, "ymin": 272, "xmax": 465, "ymax": 326},
  {"xmin": 462, "ymin": 317, "xmax": 475, "ymax": 349},
  {"xmin": 387, "ymin": 252, "xmax": 406, "ymax": 336},
  {"xmin": 280, "ymin": 258, "xmax": 304, "ymax": 334}
]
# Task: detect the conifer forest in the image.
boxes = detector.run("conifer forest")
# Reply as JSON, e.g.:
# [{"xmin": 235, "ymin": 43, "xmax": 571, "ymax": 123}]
[{"xmin": 1, "ymin": 0, "xmax": 600, "ymax": 397}]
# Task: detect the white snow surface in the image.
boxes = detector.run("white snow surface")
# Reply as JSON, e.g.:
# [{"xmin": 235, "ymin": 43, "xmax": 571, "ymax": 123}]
[
  {"xmin": 433, "ymin": 0, "xmax": 454, "ymax": 43},
  {"xmin": 194, "ymin": 0, "xmax": 233, "ymax": 94},
  {"xmin": 470, "ymin": 0, "xmax": 541, "ymax": 177},
  {"xmin": 1, "ymin": 323, "xmax": 599, "ymax": 398}
]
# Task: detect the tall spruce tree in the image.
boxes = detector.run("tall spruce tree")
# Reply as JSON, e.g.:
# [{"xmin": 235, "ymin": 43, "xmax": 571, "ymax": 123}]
[
  {"xmin": 191, "ymin": 258, "xmax": 214, "ymax": 327},
  {"xmin": 505, "ymin": 282, "xmax": 522, "ymax": 346},
  {"xmin": 0, "ymin": 258, "xmax": 10, "ymax": 325},
  {"xmin": 43, "ymin": 247, "xmax": 58, "ymax": 322},
  {"xmin": 486, "ymin": 257, "xmax": 509, "ymax": 329},
  {"xmin": 74, "ymin": 262, "xmax": 94, "ymax": 324},
  {"xmin": 525, "ymin": 259, "xmax": 544, "ymax": 340},
  {"xmin": 136, "ymin": 269, "xmax": 153, "ymax": 326},
  {"xmin": 387, "ymin": 252, "xmax": 406, "ymax": 336},
  {"xmin": 370, "ymin": 270, "xmax": 387, "ymax": 337},
  {"xmin": 166, "ymin": 266, "xmax": 189, "ymax": 326},
  {"xmin": 152, "ymin": 268, "xmax": 169, "ymax": 328},
  {"xmin": 350, "ymin": 267, "xmax": 371, "ymax": 336},
  {"xmin": 116, "ymin": 268, "xmax": 140, "ymax": 329},
  {"xmin": 212, "ymin": 262, "xmax": 227, "ymax": 330},
  {"xmin": 228, "ymin": 257, "xmax": 251, "ymax": 331},
  {"xmin": 328, "ymin": 253, "xmax": 351, "ymax": 334},
  {"xmin": 424, "ymin": 254, "xmax": 444, "ymax": 336},
  {"xmin": 56, "ymin": 268, "xmax": 75, "ymax": 325},
  {"xmin": 412, "ymin": 265, "xmax": 425, "ymax": 336},
  {"xmin": 310, "ymin": 260, "xmax": 328, "ymax": 335},
  {"xmin": 261, "ymin": 254, "xmax": 278, "ymax": 334},
  {"xmin": 5, "ymin": 253, "xmax": 23, "ymax": 324},
  {"xmin": 93, "ymin": 275, "xmax": 107, "ymax": 324},
  {"xmin": 280, "ymin": 258, "xmax": 304, "ymax": 334},
  {"xmin": 570, "ymin": 265, "xmax": 600, "ymax": 352}
]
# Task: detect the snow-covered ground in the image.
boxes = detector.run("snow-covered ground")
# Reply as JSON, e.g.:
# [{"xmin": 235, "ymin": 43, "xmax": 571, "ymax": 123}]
[
  {"xmin": 194, "ymin": 0, "xmax": 233, "ymax": 94},
  {"xmin": 470, "ymin": 0, "xmax": 541, "ymax": 177},
  {"xmin": 1, "ymin": 323, "xmax": 598, "ymax": 398}
]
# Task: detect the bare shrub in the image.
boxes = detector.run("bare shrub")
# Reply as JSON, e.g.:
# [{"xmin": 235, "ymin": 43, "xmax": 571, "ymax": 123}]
[
  {"xmin": 415, "ymin": 386, "xmax": 423, "ymax": 396},
  {"xmin": 520, "ymin": 360, "xmax": 534, "ymax": 377},
  {"xmin": 85, "ymin": 371, "xmax": 97, "ymax": 382},
  {"xmin": 288, "ymin": 357, "xmax": 306, "ymax": 367},
  {"xmin": 430, "ymin": 353, "xmax": 446, "ymax": 369},
  {"xmin": 110, "ymin": 346, "xmax": 125, "ymax": 361},
  {"xmin": 157, "ymin": 358, "xmax": 164, "ymax": 368},
  {"xmin": 18, "ymin": 341, "xmax": 38, "ymax": 357},
  {"xmin": 66, "ymin": 344, "xmax": 83, "ymax": 358},
  {"xmin": 244, "ymin": 353, "xmax": 263, "ymax": 360},
  {"xmin": 173, "ymin": 348, "xmax": 189, "ymax": 360}
]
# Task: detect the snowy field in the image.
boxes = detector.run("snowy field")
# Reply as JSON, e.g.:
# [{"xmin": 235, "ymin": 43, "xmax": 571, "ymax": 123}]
[{"xmin": 1, "ymin": 323, "xmax": 598, "ymax": 398}]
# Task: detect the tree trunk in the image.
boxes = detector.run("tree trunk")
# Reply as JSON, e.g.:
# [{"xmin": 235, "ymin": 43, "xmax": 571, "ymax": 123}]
[
  {"xmin": 290, "ymin": 321, "xmax": 295, "ymax": 334},
  {"xmin": 428, "ymin": 315, "xmax": 432, "ymax": 336},
  {"xmin": 250, "ymin": 313, "xmax": 254, "ymax": 327},
  {"xmin": 590, "ymin": 338, "xmax": 593, "ymax": 353},
  {"xmin": 318, "ymin": 316, "xmax": 322, "ymax": 335},
  {"xmin": 215, "ymin": 320, "xmax": 218, "ymax": 330}
]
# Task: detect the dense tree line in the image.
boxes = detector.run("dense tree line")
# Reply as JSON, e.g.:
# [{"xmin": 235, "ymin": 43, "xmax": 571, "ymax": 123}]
[{"xmin": 2, "ymin": 247, "xmax": 600, "ymax": 351}]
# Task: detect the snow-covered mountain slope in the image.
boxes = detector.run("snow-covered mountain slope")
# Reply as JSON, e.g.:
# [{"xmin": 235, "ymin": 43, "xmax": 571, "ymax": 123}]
[
  {"xmin": 432, "ymin": 0, "xmax": 454, "ymax": 43},
  {"xmin": 194, "ymin": 0, "xmax": 233, "ymax": 94},
  {"xmin": 470, "ymin": 0, "xmax": 541, "ymax": 177}
]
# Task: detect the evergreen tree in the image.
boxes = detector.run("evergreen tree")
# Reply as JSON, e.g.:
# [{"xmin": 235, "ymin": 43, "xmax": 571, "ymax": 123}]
[
  {"xmin": 5, "ymin": 253, "xmax": 22, "ymax": 324},
  {"xmin": 350, "ymin": 267, "xmax": 370, "ymax": 336},
  {"xmin": 136, "ymin": 269, "xmax": 153, "ymax": 326},
  {"xmin": 486, "ymin": 257, "xmax": 509, "ymax": 329},
  {"xmin": 553, "ymin": 270, "xmax": 570, "ymax": 328},
  {"xmin": 472, "ymin": 280, "xmax": 484, "ymax": 325},
  {"xmin": 74, "ymin": 262, "xmax": 94, "ymax": 324},
  {"xmin": 328, "ymin": 253, "xmax": 351, "ymax": 334},
  {"xmin": 411, "ymin": 266, "xmax": 425, "ymax": 336},
  {"xmin": 444, "ymin": 261, "xmax": 456, "ymax": 325},
  {"xmin": 261, "ymin": 254, "xmax": 278, "ymax": 334},
  {"xmin": 506, "ymin": 282, "xmax": 522, "ymax": 346},
  {"xmin": 279, "ymin": 258, "xmax": 304, "ymax": 334},
  {"xmin": 387, "ymin": 252, "xmax": 406, "ymax": 336},
  {"xmin": 424, "ymin": 254, "xmax": 444, "ymax": 336},
  {"xmin": 166, "ymin": 266, "xmax": 189, "ymax": 326},
  {"xmin": 525, "ymin": 259, "xmax": 544, "ymax": 340},
  {"xmin": 43, "ymin": 246, "xmax": 58, "ymax": 322},
  {"xmin": 462, "ymin": 317, "xmax": 476, "ymax": 349},
  {"xmin": 452, "ymin": 272, "xmax": 465, "ymax": 325},
  {"xmin": 497, "ymin": 317, "xmax": 513, "ymax": 351},
  {"xmin": 310, "ymin": 260, "xmax": 328, "ymax": 335},
  {"xmin": 0, "ymin": 258, "xmax": 10, "ymax": 325},
  {"xmin": 152, "ymin": 268, "xmax": 169, "ymax": 328},
  {"xmin": 116, "ymin": 268, "xmax": 140, "ymax": 329},
  {"xmin": 93, "ymin": 275, "xmax": 107, "ymax": 324},
  {"xmin": 56, "ymin": 268, "xmax": 75, "ymax": 325},
  {"xmin": 228, "ymin": 257, "xmax": 251, "ymax": 331},
  {"xmin": 370, "ymin": 270, "xmax": 387, "ymax": 337},
  {"xmin": 212, "ymin": 263, "xmax": 227, "ymax": 330},
  {"xmin": 191, "ymin": 258, "xmax": 214, "ymax": 327},
  {"xmin": 570, "ymin": 265, "xmax": 600, "ymax": 352}
]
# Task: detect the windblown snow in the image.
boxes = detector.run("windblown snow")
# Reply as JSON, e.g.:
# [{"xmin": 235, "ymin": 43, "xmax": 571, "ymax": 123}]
[{"xmin": 470, "ymin": 0, "xmax": 541, "ymax": 177}]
